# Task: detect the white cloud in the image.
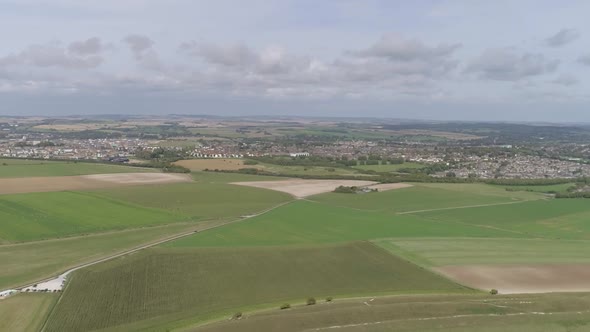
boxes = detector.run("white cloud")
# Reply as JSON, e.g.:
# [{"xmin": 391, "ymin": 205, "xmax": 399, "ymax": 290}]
[{"xmin": 467, "ymin": 48, "xmax": 559, "ymax": 81}]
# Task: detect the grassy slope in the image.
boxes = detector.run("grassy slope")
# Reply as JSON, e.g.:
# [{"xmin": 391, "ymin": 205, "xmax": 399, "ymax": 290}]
[
  {"xmin": 0, "ymin": 191, "xmax": 186, "ymax": 242},
  {"xmin": 45, "ymin": 242, "xmax": 469, "ymax": 332},
  {"xmin": 193, "ymin": 293, "xmax": 590, "ymax": 332},
  {"xmin": 91, "ymin": 182, "xmax": 292, "ymax": 219},
  {"xmin": 308, "ymin": 183, "xmax": 542, "ymax": 213},
  {"xmin": 0, "ymin": 223, "xmax": 197, "ymax": 290},
  {"xmin": 0, "ymin": 158, "xmax": 154, "ymax": 178},
  {"xmin": 375, "ymin": 238, "xmax": 590, "ymax": 266},
  {"xmin": 412, "ymin": 199, "xmax": 590, "ymax": 240},
  {"xmin": 0, "ymin": 293, "xmax": 58, "ymax": 332}
]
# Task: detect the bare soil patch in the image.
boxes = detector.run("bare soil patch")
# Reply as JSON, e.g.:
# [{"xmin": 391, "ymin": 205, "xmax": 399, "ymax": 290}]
[
  {"xmin": 232, "ymin": 179, "xmax": 377, "ymax": 198},
  {"xmin": 366, "ymin": 183, "xmax": 413, "ymax": 191},
  {"xmin": 436, "ymin": 264, "xmax": 590, "ymax": 294},
  {"xmin": 173, "ymin": 159, "xmax": 248, "ymax": 171},
  {"xmin": 0, "ymin": 173, "xmax": 192, "ymax": 195}
]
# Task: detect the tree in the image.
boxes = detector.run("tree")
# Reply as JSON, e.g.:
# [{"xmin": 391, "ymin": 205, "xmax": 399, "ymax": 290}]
[
  {"xmin": 307, "ymin": 297, "xmax": 316, "ymax": 305},
  {"xmin": 490, "ymin": 289, "xmax": 498, "ymax": 295}
]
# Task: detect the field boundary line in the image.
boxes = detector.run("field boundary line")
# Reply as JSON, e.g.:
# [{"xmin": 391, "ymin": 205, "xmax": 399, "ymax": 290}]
[
  {"xmin": 396, "ymin": 199, "xmax": 537, "ymax": 215},
  {"xmin": 5, "ymin": 199, "xmax": 295, "ymax": 294}
]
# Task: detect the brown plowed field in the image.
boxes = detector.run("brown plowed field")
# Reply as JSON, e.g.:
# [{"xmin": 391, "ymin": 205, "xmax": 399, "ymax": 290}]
[
  {"xmin": 436, "ymin": 264, "xmax": 590, "ymax": 294},
  {"xmin": 0, "ymin": 173, "xmax": 192, "ymax": 195},
  {"xmin": 232, "ymin": 179, "xmax": 378, "ymax": 198}
]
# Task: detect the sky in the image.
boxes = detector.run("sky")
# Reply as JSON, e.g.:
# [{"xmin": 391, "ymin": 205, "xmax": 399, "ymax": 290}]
[{"xmin": 1, "ymin": 0, "xmax": 590, "ymax": 122}]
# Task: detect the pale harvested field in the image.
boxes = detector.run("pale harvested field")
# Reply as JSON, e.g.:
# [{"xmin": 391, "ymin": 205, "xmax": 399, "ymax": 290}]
[
  {"xmin": 437, "ymin": 264, "xmax": 590, "ymax": 294},
  {"xmin": 366, "ymin": 183, "xmax": 413, "ymax": 191},
  {"xmin": 173, "ymin": 159, "xmax": 248, "ymax": 171},
  {"xmin": 0, "ymin": 173, "xmax": 192, "ymax": 195},
  {"xmin": 232, "ymin": 179, "xmax": 377, "ymax": 198}
]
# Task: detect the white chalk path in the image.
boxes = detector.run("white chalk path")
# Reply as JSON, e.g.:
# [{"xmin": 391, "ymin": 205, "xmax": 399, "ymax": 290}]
[{"xmin": 2, "ymin": 200, "xmax": 293, "ymax": 296}]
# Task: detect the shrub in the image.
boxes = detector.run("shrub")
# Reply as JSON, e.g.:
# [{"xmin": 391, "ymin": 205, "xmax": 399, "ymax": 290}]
[
  {"xmin": 307, "ymin": 297, "xmax": 316, "ymax": 305},
  {"xmin": 326, "ymin": 296, "xmax": 333, "ymax": 302},
  {"xmin": 232, "ymin": 312, "xmax": 242, "ymax": 319},
  {"xmin": 280, "ymin": 303, "xmax": 291, "ymax": 310},
  {"xmin": 243, "ymin": 160, "xmax": 259, "ymax": 165},
  {"xmin": 490, "ymin": 289, "xmax": 498, "ymax": 295}
]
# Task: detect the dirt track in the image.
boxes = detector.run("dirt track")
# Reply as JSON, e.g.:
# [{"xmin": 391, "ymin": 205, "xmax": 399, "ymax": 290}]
[
  {"xmin": 436, "ymin": 264, "xmax": 590, "ymax": 294},
  {"xmin": 0, "ymin": 173, "xmax": 192, "ymax": 195},
  {"xmin": 232, "ymin": 179, "xmax": 378, "ymax": 198}
]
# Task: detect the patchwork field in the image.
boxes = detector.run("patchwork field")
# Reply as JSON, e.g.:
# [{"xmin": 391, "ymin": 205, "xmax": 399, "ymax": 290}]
[
  {"xmin": 436, "ymin": 264, "xmax": 590, "ymax": 294},
  {"xmin": 194, "ymin": 293, "xmax": 590, "ymax": 332},
  {"xmin": 0, "ymin": 172, "xmax": 191, "ymax": 195},
  {"xmin": 232, "ymin": 179, "xmax": 378, "ymax": 198},
  {"xmin": 0, "ymin": 191, "xmax": 186, "ymax": 242},
  {"xmin": 44, "ymin": 242, "xmax": 468, "ymax": 332},
  {"xmin": 0, "ymin": 223, "xmax": 197, "ymax": 290},
  {"xmin": 0, "ymin": 158, "xmax": 154, "ymax": 178},
  {"xmin": 0, "ymin": 293, "xmax": 58, "ymax": 332}
]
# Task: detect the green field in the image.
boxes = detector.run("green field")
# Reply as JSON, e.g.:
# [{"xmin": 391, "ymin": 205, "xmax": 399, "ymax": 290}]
[
  {"xmin": 307, "ymin": 183, "xmax": 542, "ymax": 213},
  {"xmin": 91, "ymin": 182, "xmax": 292, "ymax": 219},
  {"xmin": 193, "ymin": 293, "xmax": 590, "ymax": 332},
  {"xmin": 353, "ymin": 162, "xmax": 424, "ymax": 172},
  {"xmin": 0, "ymin": 293, "xmax": 58, "ymax": 332},
  {"xmin": 375, "ymin": 238, "xmax": 590, "ymax": 267},
  {"xmin": 0, "ymin": 191, "xmax": 186, "ymax": 242},
  {"xmin": 45, "ymin": 242, "xmax": 468, "ymax": 332},
  {"xmin": 0, "ymin": 158, "xmax": 154, "ymax": 178},
  {"xmin": 166, "ymin": 200, "xmax": 526, "ymax": 248},
  {"xmin": 411, "ymin": 198, "xmax": 590, "ymax": 240},
  {"xmin": 0, "ymin": 222, "xmax": 197, "ymax": 290},
  {"xmin": 499, "ymin": 183, "xmax": 576, "ymax": 193}
]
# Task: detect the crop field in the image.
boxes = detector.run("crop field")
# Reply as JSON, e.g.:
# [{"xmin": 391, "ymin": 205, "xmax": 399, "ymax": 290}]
[
  {"xmin": 232, "ymin": 179, "xmax": 377, "ymax": 198},
  {"xmin": 0, "ymin": 191, "xmax": 186, "ymax": 242},
  {"xmin": 167, "ymin": 200, "xmax": 524, "ymax": 248},
  {"xmin": 410, "ymin": 199, "xmax": 590, "ymax": 240},
  {"xmin": 44, "ymin": 242, "xmax": 469, "ymax": 332},
  {"xmin": 0, "ymin": 173, "xmax": 191, "ymax": 195},
  {"xmin": 0, "ymin": 293, "xmax": 58, "ymax": 332},
  {"xmin": 194, "ymin": 293, "xmax": 590, "ymax": 332},
  {"xmin": 91, "ymin": 181, "xmax": 292, "ymax": 218},
  {"xmin": 498, "ymin": 183, "xmax": 576, "ymax": 193},
  {"xmin": 307, "ymin": 183, "xmax": 542, "ymax": 213},
  {"xmin": 0, "ymin": 158, "xmax": 154, "ymax": 178},
  {"xmin": 0, "ymin": 223, "xmax": 200, "ymax": 290}
]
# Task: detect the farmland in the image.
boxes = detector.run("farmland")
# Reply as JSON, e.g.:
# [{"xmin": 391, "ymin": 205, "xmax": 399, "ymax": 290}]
[
  {"xmin": 0, "ymin": 293, "xmax": 58, "ymax": 332},
  {"xmin": 6, "ymin": 167, "xmax": 590, "ymax": 331},
  {"xmin": 0, "ymin": 223, "xmax": 198, "ymax": 290},
  {"xmin": 0, "ymin": 158, "xmax": 155, "ymax": 178},
  {"xmin": 0, "ymin": 191, "xmax": 186, "ymax": 242},
  {"xmin": 44, "ymin": 242, "xmax": 468, "ymax": 332},
  {"xmin": 194, "ymin": 292, "xmax": 590, "ymax": 332}
]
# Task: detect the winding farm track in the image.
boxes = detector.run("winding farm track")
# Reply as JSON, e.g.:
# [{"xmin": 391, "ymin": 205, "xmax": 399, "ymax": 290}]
[{"xmin": 7, "ymin": 200, "xmax": 295, "ymax": 294}]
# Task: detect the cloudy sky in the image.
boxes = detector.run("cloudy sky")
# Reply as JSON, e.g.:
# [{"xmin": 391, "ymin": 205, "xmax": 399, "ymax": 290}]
[{"xmin": 1, "ymin": 0, "xmax": 590, "ymax": 121}]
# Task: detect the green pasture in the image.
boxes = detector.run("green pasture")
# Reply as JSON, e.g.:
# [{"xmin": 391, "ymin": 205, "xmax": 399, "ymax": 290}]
[
  {"xmin": 411, "ymin": 198, "xmax": 590, "ymax": 240},
  {"xmin": 193, "ymin": 293, "xmax": 590, "ymax": 332},
  {"xmin": 0, "ymin": 191, "xmax": 186, "ymax": 242},
  {"xmin": 307, "ymin": 183, "xmax": 542, "ymax": 213},
  {"xmin": 256, "ymin": 162, "xmax": 362, "ymax": 176},
  {"xmin": 0, "ymin": 158, "xmax": 154, "ymax": 178},
  {"xmin": 0, "ymin": 293, "xmax": 58, "ymax": 332},
  {"xmin": 167, "ymin": 200, "xmax": 523, "ymax": 248},
  {"xmin": 0, "ymin": 223, "xmax": 196, "ymax": 290},
  {"xmin": 45, "ymin": 242, "xmax": 468, "ymax": 332},
  {"xmin": 498, "ymin": 183, "xmax": 576, "ymax": 194},
  {"xmin": 375, "ymin": 238, "xmax": 590, "ymax": 267},
  {"xmin": 90, "ymin": 182, "xmax": 292, "ymax": 219}
]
